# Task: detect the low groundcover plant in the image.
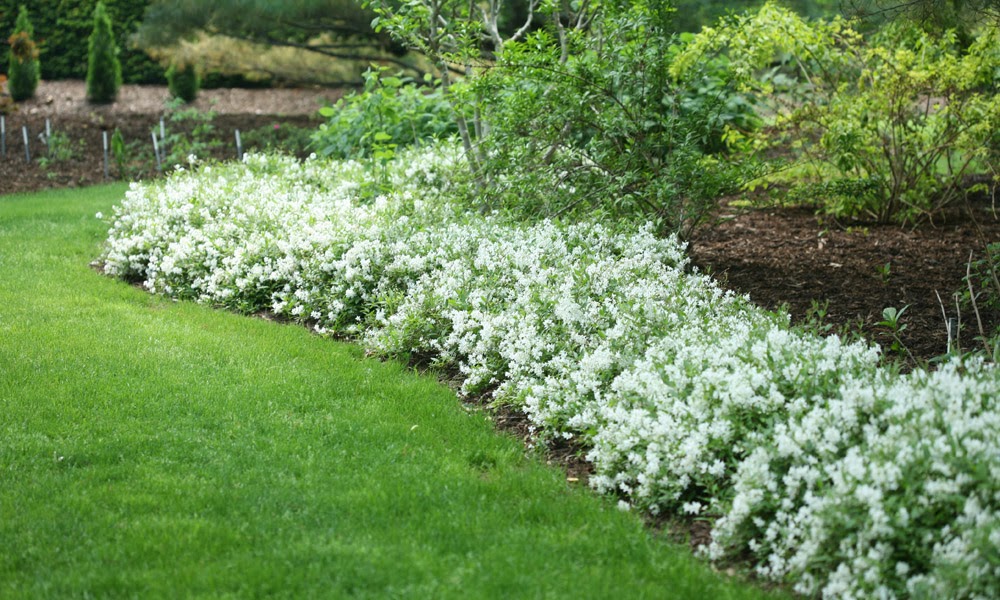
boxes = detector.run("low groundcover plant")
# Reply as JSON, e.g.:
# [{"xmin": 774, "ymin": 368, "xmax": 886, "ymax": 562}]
[{"xmin": 100, "ymin": 146, "xmax": 998, "ymax": 599}]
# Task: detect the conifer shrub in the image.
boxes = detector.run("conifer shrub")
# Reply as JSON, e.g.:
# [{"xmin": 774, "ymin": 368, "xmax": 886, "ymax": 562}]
[
  {"xmin": 85, "ymin": 1, "xmax": 122, "ymax": 104},
  {"xmin": 7, "ymin": 6, "xmax": 40, "ymax": 102},
  {"xmin": 166, "ymin": 60, "xmax": 200, "ymax": 103}
]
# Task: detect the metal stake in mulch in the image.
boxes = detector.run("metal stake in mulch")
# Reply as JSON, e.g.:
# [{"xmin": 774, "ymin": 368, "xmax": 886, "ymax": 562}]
[
  {"xmin": 44, "ymin": 118, "xmax": 51, "ymax": 144},
  {"xmin": 152, "ymin": 131, "xmax": 162, "ymax": 172},
  {"xmin": 102, "ymin": 131, "xmax": 109, "ymax": 179},
  {"xmin": 22, "ymin": 126, "xmax": 30, "ymax": 163},
  {"xmin": 1, "ymin": 115, "xmax": 6, "ymax": 158},
  {"xmin": 235, "ymin": 129, "xmax": 243, "ymax": 160}
]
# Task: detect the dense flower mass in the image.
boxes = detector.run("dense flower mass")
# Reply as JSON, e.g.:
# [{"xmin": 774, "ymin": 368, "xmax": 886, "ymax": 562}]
[{"xmin": 101, "ymin": 147, "xmax": 999, "ymax": 599}]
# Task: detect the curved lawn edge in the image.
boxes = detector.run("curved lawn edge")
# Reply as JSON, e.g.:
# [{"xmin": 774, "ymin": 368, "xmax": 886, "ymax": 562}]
[
  {"xmin": 99, "ymin": 149, "xmax": 1000, "ymax": 599},
  {"xmin": 0, "ymin": 185, "xmax": 784, "ymax": 598}
]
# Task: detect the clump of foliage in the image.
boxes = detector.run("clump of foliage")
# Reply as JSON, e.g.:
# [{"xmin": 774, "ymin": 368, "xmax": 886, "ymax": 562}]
[
  {"xmin": 86, "ymin": 1, "xmax": 122, "ymax": 104},
  {"xmin": 166, "ymin": 60, "xmax": 200, "ymax": 103},
  {"xmin": 159, "ymin": 98, "xmax": 222, "ymax": 167},
  {"xmin": 312, "ymin": 67, "xmax": 458, "ymax": 160},
  {"xmin": 241, "ymin": 122, "xmax": 314, "ymax": 157},
  {"xmin": 7, "ymin": 6, "xmax": 39, "ymax": 102},
  {"xmin": 673, "ymin": 3, "xmax": 1000, "ymax": 223},
  {"xmin": 361, "ymin": 0, "xmax": 764, "ymax": 238},
  {"xmin": 473, "ymin": 4, "xmax": 762, "ymax": 237}
]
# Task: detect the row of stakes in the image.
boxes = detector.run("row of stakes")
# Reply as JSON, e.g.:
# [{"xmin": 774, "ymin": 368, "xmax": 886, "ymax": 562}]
[{"xmin": 1, "ymin": 114, "xmax": 246, "ymax": 178}]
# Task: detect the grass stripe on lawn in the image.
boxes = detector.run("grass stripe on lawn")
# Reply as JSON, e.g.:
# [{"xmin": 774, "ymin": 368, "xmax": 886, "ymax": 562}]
[{"xmin": 0, "ymin": 185, "xmax": 785, "ymax": 599}]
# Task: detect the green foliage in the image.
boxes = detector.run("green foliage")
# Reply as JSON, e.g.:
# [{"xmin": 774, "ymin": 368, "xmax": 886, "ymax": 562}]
[
  {"xmin": 241, "ymin": 122, "xmax": 314, "ymax": 157},
  {"xmin": 37, "ymin": 131, "xmax": 83, "ymax": 170},
  {"xmin": 0, "ymin": 0, "xmax": 161, "ymax": 83},
  {"xmin": 312, "ymin": 68, "xmax": 458, "ymax": 161},
  {"xmin": 110, "ymin": 127, "xmax": 126, "ymax": 178},
  {"xmin": 159, "ymin": 99, "xmax": 222, "ymax": 166},
  {"xmin": 675, "ymin": 3, "xmax": 1000, "ymax": 224},
  {"xmin": 85, "ymin": 1, "xmax": 122, "ymax": 104},
  {"xmin": 166, "ymin": 60, "xmax": 200, "ymax": 103},
  {"xmin": 472, "ymin": 5, "xmax": 761, "ymax": 237},
  {"xmin": 135, "ymin": 0, "xmax": 413, "ymax": 86},
  {"xmin": 7, "ymin": 6, "xmax": 39, "ymax": 102}
]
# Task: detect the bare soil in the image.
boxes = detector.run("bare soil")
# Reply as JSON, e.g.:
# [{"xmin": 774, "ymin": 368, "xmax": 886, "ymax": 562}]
[{"xmin": 4, "ymin": 80, "xmax": 999, "ymax": 365}]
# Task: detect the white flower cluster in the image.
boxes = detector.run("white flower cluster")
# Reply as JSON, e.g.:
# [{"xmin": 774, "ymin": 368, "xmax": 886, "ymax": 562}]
[{"xmin": 100, "ymin": 148, "xmax": 1000, "ymax": 599}]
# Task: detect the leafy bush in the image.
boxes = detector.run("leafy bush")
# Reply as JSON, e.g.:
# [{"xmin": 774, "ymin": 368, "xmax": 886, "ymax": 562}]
[
  {"xmin": 364, "ymin": 0, "xmax": 762, "ymax": 238},
  {"xmin": 100, "ymin": 146, "xmax": 1000, "ymax": 599},
  {"xmin": 475, "ymin": 13, "xmax": 763, "ymax": 238},
  {"xmin": 311, "ymin": 67, "xmax": 458, "ymax": 160},
  {"xmin": 85, "ymin": 1, "xmax": 122, "ymax": 104},
  {"xmin": 673, "ymin": 3, "xmax": 1000, "ymax": 223},
  {"xmin": 166, "ymin": 60, "xmax": 200, "ymax": 103},
  {"xmin": 6, "ymin": 6, "xmax": 39, "ymax": 102},
  {"xmin": 158, "ymin": 99, "xmax": 221, "ymax": 167}
]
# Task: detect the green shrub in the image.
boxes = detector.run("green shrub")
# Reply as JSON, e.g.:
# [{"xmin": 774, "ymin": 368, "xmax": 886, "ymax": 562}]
[
  {"xmin": 472, "ymin": 5, "xmax": 761, "ymax": 238},
  {"xmin": 6, "ymin": 6, "xmax": 39, "ymax": 102},
  {"xmin": 166, "ymin": 60, "xmax": 200, "ymax": 103},
  {"xmin": 86, "ymin": 1, "xmax": 122, "ymax": 104},
  {"xmin": 673, "ymin": 3, "xmax": 1000, "ymax": 224},
  {"xmin": 312, "ymin": 68, "xmax": 459, "ymax": 160}
]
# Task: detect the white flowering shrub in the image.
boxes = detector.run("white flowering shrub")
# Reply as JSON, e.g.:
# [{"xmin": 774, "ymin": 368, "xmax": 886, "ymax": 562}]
[{"xmin": 100, "ymin": 146, "xmax": 1000, "ymax": 599}]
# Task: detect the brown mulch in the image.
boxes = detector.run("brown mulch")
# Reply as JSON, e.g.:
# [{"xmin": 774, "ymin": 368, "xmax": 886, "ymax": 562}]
[{"xmin": 688, "ymin": 200, "xmax": 1000, "ymax": 364}]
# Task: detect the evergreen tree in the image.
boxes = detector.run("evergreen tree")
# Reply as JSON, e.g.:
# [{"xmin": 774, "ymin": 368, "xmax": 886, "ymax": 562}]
[
  {"xmin": 86, "ymin": 1, "xmax": 122, "ymax": 104},
  {"xmin": 7, "ymin": 5, "xmax": 40, "ymax": 102},
  {"xmin": 166, "ymin": 60, "xmax": 200, "ymax": 103}
]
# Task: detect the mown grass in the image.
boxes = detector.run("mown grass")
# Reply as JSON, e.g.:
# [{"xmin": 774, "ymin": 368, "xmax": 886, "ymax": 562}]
[{"xmin": 0, "ymin": 185, "xmax": 786, "ymax": 599}]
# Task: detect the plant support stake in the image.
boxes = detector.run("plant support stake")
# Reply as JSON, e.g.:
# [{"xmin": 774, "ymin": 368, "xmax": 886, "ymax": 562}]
[
  {"xmin": 1, "ymin": 115, "xmax": 5, "ymax": 158},
  {"xmin": 102, "ymin": 131, "xmax": 109, "ymax": 179},
  {"xmin": 235, "ymin": 129, "xmax": 243, "ymax": 160},
  {"xmin": 22, "ymin": 126, "xmax": 30, "ymax": 163},
  {"xmin": 45, "ymin": 119, "xmax": 51, "ymax": 145},
  {"xmin": 152, "ymin": 132, "xmax": 162, "ymax": 172}
]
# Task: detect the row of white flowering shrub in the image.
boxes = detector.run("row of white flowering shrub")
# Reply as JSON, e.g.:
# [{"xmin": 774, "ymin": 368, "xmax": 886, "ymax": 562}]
[{"xmin": 100, "ymin": 148, "xmax": 999, "ymax": 599}]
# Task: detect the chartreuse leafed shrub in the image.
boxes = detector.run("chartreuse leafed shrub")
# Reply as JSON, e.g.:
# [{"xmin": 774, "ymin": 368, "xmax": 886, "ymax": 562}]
[
  {"xmin": 672, "ymin": 2, "xmax": 1000, "ymax": 224},
  {"xmin": 101, "ymin": 145, "xmax": 1000, "ymax": 599},
  {"xmin": 166, "ymin": 60, "xmax": 200, "ymax": 103},
  {"xmin": 7, "ymin": 5, "xmax": 39, "ymax": 102},
  {"xmin": 86, "ymin": 1, "xmax": 122, "ymax": 104}
]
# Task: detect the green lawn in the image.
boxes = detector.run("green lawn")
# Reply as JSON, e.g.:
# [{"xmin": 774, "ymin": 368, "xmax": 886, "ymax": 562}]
[{"xmin": 0, "ymin": 185, "xmax": 785, "ymax": 599}]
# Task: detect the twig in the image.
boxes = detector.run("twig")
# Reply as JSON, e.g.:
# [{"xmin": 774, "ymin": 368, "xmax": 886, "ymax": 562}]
[{"xmin": 967, "ymin": 250, "xmax": 994, "ymax": 360}]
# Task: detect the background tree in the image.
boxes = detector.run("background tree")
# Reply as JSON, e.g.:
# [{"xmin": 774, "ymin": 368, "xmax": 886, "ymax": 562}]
[
  {"xmin": 133, "ymin": 0, "xmax": 420, "ymax": 86},
  {"xmin": 0, "ymin": 1, "xmax": 162, "ymax": 83},
  {"xmin": 86, "ymin": 1, "xmax": 122, "ymax": 103},
  {"xmin": 7, "ymin": 5, "xmax": 39, "ymax": 101},
  {"xmin": 845, "ymin": 0, "xmax": 1000, "ymax": 46}
]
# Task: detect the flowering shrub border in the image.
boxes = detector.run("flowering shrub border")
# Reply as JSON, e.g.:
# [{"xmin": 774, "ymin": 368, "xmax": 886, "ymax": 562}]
[{"xmin": 101, "ymin": 148, "xmax": 999, "ymax": 599}]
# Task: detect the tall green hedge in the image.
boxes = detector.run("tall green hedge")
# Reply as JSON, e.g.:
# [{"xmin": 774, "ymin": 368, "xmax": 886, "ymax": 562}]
[{"xmin": 1, "ymin": 0, "xmax": 162, "ymax": 83}]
